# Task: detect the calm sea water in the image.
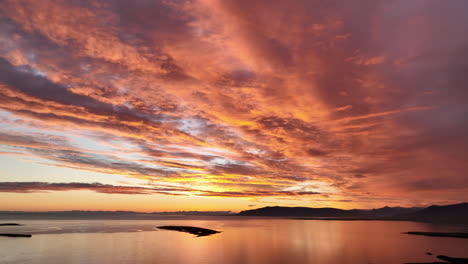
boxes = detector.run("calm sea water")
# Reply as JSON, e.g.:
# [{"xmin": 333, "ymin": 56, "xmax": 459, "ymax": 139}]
[{"xmin": 1, "ymin": 218, "xmax": 467, "ymax": 264}]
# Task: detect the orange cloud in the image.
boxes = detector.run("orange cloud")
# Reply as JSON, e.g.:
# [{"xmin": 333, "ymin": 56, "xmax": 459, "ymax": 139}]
[{"xmin": 1, "ymin": 0, "xmax": 468, "ymax": 207}]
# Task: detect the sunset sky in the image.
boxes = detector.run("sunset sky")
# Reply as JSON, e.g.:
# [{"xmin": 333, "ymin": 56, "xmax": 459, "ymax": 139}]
[{"xmin": 1, "ymin": 0, "xmax": 468, "ymax": 212}]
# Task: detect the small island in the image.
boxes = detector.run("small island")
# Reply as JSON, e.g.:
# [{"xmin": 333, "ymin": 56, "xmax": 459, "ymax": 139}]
[
  {"xmin": 0, "ymin": 223, "xmax": 22, "ymax": 226},
  {"xmin": 436, "ymin": 255, "xmax": 468, "ymax": 264},
  {"xmin": 404, "ymin": 232, "xmax": 468, "ymax": 239},
  {"xmin": 0, "ymin": 233, "xmax": 32, "ymax": 237},
  {"xmin": 405, "ymin": 254, "xmax": 468, "ymax": 264},
  {"xmin": 157, "ymin": 226, "xmax": 221, "ymax": 237}
]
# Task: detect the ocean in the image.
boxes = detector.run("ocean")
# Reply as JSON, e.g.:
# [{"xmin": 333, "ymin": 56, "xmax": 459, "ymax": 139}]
[{"xmin": 1, "ymin": 217, "xmax": 467, "ymax": 264}]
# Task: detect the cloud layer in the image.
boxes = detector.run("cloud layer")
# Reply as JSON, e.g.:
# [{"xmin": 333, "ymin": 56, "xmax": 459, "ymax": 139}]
[{"xmin": 1, "ymin": 0, "xmax": 468, "ymax": 206}]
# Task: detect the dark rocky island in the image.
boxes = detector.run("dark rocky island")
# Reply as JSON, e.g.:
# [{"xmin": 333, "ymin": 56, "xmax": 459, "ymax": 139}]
[
  {"xmin": 436, "ymin": 255, "xmax": 468, "ymax": 264},
  {"xmin": 404, "ymin": 254, "xmax": 468, "ymax": 264},
  {"xmin": 404, "ymin": 232, "xmax": 468, "ymax": 239},
  {"xmin": 0, "ymin": 223, "xmax": 31, "ymax": 237},
  {"xmin": 0, "ymin": 233, "xmax": 32, "ymax": 237},
  {"xmin": 157, "ymin": 226, "xmax": 221, "ymax": 237}
]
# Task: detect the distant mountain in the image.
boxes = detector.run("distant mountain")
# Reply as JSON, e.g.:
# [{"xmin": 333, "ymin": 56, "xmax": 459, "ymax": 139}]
[
  {"xmin": 0, "ymin": 210, "xmax": 147, "ymax": 220},
  {"xmin": 151, "ymin": 211, "xmax": 232, "ymax": 216},
  {"xmin": 237, "ymin": 206, "xmax": 360, "ymax": 217},
  {"xmin": 0, "ymin": 210, "xmax": 233, "ymax": 219},
  {"xmin": 392, "ymin": 202, "xmax": 468, "ymax": 224},
  {"xmin": 361, "ymin": 206, "xmax": 423, "ymax": 218},
  {"xmin": 2, "ymin": 203, "xmax": 466, "ymax": 223},
  {"xmin": 238, "ymin": 206, "xmax": 423, "ymax": 218},
  {"xmin": 238, "ymin": 203, "xmax": 468, "ymax": 224}
]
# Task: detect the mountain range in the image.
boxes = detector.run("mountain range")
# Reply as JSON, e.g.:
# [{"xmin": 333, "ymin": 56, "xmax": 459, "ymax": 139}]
[
  {"xmin": 0, "ymin": 210, "xmax": 232, "ymax": 220},
  {"xmin": 237, "ymin": 203, "xmax": 468, "ymax": 224},
  {"xmin": 391, "ymin": 203, "xmax": 468, "ymax": 224},
  {"xmin": 237, "ymin": 205, "xmax": 422, "ymax": 218},
  {"xmin": 1, "ymin": 203, "xmax": 466, "ymax": 224}
]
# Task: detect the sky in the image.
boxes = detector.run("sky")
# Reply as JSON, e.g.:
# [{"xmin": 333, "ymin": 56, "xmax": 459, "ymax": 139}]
[{"xmin": 1, "ymin": 0, "xmax": 468, "ymax": 212}]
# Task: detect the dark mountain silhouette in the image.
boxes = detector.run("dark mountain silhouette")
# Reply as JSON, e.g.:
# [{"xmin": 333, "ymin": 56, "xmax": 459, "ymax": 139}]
[
  {"xmin": 392, "ymin": 202, "xmax": 468, "ymax": 224},
  {"xmin": 238, "ymin": 203, "xmax": 466, "ymax": 224},
  {"xmin": 237, "ymin": 206, "xmax": 360, "ymax": 217},
  {"xmin": 1, "ymin": 203, "xmax": 466, "ymax": 223},
  {"xmin": 0, "ymin": 210, "xmax": 233, "ymax": 220},
  {"xmin": 361, "ymin": 206, "xmax": 423, "ymax": 217},
  {"xmin": 237, "ymin": 206, "xmax": 420, "ymax": 218}
]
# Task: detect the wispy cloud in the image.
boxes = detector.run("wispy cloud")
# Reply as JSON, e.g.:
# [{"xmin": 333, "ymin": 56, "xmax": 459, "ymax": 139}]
[
  {"xmin": 1, "ymin": 0, "xmax": 468, "ymax": 206},
  {"xmin": 0, "ymin": 182, "xmax": 321, "ymax": 198}
]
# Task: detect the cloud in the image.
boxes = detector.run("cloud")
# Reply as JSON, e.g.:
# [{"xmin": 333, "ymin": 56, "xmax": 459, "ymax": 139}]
[
  {"xmin": 0, "ymin": 182, "xmax": 321, "ymax": 198},
  {"xmin": 0, "ymin": 182, "xmax": 172, "ymax": 195},
  {"xmin": 0, "ymin": 0, "xmax": 468, "ymax": 205}
]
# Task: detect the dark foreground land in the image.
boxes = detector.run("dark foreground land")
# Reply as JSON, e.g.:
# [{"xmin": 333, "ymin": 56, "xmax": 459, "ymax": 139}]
[
  {"xmin": 0, "ymin": 223, "xmax": 22, "ymax": 226},
  {"xmin": 0, "ymin": 223, "xmax": 31, "ymax": 237},
  {"xmin": 404, "ymin": 232, "xmax": 468, "ymax": 239},
  {"xmin": 0, "ymin": 233, "xmax": 32, "ymax": 237},
  {"xmin": 436, "ymin": 255, "xmax": 468, "ymax": 264},
  {"xmin": 157, "ymin": 226, "xmax": 221, "ymax": 237},
  {"xmin": 405, "ymin": 255, "xmax": 468, "ymax": 264}
]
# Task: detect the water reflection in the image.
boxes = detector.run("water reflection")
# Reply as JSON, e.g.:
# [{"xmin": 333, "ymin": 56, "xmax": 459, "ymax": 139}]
[{"xmin": 1, "ymin": 219, "xmax": 467, "ymax": 264}]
